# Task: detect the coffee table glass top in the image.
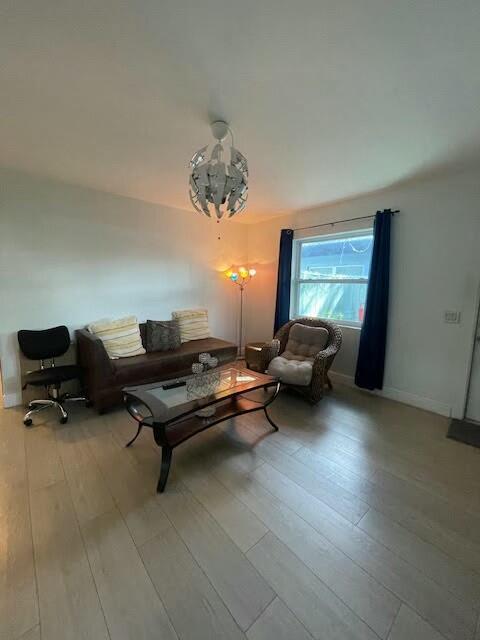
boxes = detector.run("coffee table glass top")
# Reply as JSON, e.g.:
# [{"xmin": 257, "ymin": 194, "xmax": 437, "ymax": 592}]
[{"xmin": 123, "ymin": 366, "xmax": 277, "ymax": 423}]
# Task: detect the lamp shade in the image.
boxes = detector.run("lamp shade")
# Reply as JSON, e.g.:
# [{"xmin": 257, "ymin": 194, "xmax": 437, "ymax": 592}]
[{"xmin": 189, "ymin": 122, "xmax": 248, "ymax": 221}]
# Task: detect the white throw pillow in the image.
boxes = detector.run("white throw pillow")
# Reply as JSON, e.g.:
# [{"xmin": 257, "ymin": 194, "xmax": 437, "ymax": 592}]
[
  {"xmin": 172, "ymin": 309, "xmax": 210, "ymax": 343},
  {"xmin": 87, "ymin": 316, "xmax": 146, "ymax": 359}
]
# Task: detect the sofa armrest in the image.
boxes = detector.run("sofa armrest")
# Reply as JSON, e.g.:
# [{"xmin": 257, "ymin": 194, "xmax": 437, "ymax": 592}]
[{"xmin": 76, "ymin": 329, "xmax": 115, "ymax": 399}]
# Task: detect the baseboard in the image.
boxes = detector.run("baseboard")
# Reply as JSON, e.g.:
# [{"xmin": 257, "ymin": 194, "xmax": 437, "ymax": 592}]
[
  {"xmin": 329, "ymin": 371, "xmax": 356, "ymax": 388},
  {"xmin": 378, "ymin": 386, "xmax": 452, "ymax": 418},
  {"xmin": 329, "ymin": 370, "xmax": 453, "ymax": 417},
  {"xmin": 2, "ymin": 391, "xmax": 23, "ymax": 409}
]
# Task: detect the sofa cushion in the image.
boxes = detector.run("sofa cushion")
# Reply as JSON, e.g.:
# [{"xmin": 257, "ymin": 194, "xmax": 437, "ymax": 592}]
[
  {"xmin": 172, "ymin": 309, "xmax": 210, "ymax": 342},
  {"xmin": 112, "ymin": 337, "xmax": 237, "ymax": 384},
  {"xmin": 87, "ymin": 316, "xmax": 146, "ymax": 359},
  {"xmin": 268, "ymin": 356, "xmax": 313, "ymax": 386},
  {"xmin": 283, "ymin": 323, "xmax": 329, "ymax": 362},
  {"xmin": 145, "ymin": 319, "xmax": 181, "ymax": 352}
]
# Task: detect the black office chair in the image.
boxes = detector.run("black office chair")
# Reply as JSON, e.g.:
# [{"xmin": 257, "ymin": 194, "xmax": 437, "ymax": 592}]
[{"xmin": 17, "ymin": 325, "xmax": 88, "ymax": 426}]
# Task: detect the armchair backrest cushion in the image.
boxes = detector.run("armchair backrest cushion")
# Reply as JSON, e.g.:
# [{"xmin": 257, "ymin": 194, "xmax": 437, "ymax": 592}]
[{"xmin": 283, "ymin": 323, "xmax": 329, "ymax": 362}]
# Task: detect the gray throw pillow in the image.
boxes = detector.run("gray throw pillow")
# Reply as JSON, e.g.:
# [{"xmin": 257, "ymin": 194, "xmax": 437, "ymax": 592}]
[{"xmin": 146, "ymin": 319, "xmax": 181, "ymax": 353}]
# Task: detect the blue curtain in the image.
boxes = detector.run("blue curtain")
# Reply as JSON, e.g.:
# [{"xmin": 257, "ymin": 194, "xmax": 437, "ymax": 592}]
[
  {"xmin": 274, "ymin": 229, "xmax": 294, "ymax": 334},
  {"xmin": 355, "ymin": 210, "xmax": 393, "ymax": 390}
]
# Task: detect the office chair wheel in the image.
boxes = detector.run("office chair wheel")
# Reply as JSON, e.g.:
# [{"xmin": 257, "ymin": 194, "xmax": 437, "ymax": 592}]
[
  {"xmin": 24, "ymin": 418, "xmax": 33, "ymax": 427},
  {"xmin": 60, "ymin": 416, "xmax": 68, "ymax": 424}
]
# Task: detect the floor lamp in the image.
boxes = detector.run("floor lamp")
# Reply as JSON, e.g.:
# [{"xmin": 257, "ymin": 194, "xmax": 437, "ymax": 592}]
[{"xmin": 226, "ymin": 267, "xmax": 256, "ymax": 358}]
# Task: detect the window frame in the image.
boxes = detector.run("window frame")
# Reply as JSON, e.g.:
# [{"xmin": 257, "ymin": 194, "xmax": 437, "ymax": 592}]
[{"xmin": 290, "ymin": 226, "xmax": 374, "ymax": 329}]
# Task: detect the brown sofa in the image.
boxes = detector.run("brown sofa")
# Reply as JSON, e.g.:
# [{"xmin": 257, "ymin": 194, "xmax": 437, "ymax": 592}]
[{"xmin": 76, "ymin": 324, "xmax": 237, "ymax": 413}]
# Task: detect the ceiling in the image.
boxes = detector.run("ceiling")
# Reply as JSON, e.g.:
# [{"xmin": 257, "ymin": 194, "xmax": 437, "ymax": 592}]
[{"xmin": 2, "ymin": 0, "xmax": 480, "ymax": 222}]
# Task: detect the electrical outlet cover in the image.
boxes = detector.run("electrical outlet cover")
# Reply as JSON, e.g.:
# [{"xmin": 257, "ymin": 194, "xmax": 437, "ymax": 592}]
[{"xmin": 444, "ymin": 310, "xmax": 461, "ymax": 324}]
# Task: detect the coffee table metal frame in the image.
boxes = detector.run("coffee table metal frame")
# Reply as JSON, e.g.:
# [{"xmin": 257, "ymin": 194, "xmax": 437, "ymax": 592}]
[{"xmin": 123, "ymin": 368, "xmax": 280, "ymax": 493}]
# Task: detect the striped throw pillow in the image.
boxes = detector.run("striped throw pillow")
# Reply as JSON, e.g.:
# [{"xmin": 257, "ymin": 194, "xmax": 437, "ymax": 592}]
[
  {"xmin": 87, "ymin": 316, "xmax": 146, "ymax": 359},
  {"xmin": 172, "ymin": 309, "xmax": 210, "ymax": 343}
]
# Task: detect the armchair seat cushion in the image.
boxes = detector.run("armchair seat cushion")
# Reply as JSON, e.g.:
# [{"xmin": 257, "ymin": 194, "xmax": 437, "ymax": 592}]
[{"xmin": 268, "ymin": 356, "xmax": 313, "ymax": 386}]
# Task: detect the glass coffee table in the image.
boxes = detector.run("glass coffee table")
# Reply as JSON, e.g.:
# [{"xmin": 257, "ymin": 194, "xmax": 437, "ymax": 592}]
[{"xmin": 123, "ymin": 366, "xmax": 280, "ymax": 493}]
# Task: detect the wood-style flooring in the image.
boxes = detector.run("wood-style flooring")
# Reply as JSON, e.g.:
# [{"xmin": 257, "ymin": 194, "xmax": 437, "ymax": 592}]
[{"xmin": 1, "ymin": 384, "xmax": 480, "ymax": 640}]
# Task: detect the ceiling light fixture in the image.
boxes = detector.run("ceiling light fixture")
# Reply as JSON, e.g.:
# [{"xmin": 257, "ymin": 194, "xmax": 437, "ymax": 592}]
[{"xmin": 189, "ymin": 121, "xmax": 248, "ymax": 221}]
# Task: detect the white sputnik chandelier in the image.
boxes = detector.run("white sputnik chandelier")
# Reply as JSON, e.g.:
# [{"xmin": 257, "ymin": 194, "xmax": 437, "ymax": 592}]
[{"xmin": 189, "ymin": 121, "xmax": 248, "ymax": 221}]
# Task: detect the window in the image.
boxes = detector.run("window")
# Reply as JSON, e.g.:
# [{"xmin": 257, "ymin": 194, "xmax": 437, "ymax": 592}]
[{"xmin": 291, "ymin": 229, "xmax": 374, "ymax": 326}]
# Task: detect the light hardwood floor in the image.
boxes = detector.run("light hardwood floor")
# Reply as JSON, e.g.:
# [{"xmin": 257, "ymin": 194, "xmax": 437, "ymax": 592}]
[{"xmin": 1, "ymin": 384, "xmax": 480, "ymax": 640}]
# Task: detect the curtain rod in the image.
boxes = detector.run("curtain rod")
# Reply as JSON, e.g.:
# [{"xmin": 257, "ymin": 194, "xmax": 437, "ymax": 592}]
[{"xmin": 294, "ymin": 209, "xmax": 400, "ymax": 233}]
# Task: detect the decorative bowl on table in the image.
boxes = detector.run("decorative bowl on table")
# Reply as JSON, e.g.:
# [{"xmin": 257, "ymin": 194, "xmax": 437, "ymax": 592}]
[{"xmin": 188, "ymin": 353, "xmax": 220, "ymax": 417}]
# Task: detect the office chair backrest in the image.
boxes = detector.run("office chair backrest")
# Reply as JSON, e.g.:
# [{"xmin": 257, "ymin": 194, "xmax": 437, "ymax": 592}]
[{"xmin": 18, "ymin": 325, "xmax": 71, "ymax": 361}]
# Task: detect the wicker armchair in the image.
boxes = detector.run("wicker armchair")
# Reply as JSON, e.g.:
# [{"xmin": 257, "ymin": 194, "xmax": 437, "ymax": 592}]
[{"xmin": 261, "ymin": 318, "xmax": 342, "ymax": 403}]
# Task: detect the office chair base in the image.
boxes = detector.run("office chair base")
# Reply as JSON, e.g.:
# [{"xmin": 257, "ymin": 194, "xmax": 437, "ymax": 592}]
[{"xmin": 23, "ymin": 395, "xmax": 87, "ymax": 427}]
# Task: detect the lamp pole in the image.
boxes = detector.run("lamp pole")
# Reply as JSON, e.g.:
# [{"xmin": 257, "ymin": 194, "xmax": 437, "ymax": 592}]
[
  {"xmin": 226, "ymin": 267, "xmax": 256, "ymax": 360},
  {"xmin": 238, "ymin": 283, "xmax": 244, "ymax": 359}
]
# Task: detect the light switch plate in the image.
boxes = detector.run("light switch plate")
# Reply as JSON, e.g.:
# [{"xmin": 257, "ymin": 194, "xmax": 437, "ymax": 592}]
[{"xmin": 444, "ymin": 310, "xmax": 461, "ymax": 324}]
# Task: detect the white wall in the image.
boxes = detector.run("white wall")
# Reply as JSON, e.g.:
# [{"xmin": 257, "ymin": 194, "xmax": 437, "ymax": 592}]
[
  {"xmin": 245, "ymin": 167, "xmax": 480, "ymax": 418},
  {"xmin": 0, "ymin": 169, "xmax": 248, "ymax": 407},
  {"xmin": 2, "ymin": 166, "xmax": 479, "ymax": 418}
]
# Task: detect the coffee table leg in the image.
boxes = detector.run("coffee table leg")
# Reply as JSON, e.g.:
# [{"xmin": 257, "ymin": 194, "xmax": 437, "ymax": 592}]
[
  {"xmin": 157, "ymin": 446, "xmax": 173, "ymax": 493},
  {"xmin": 125, "ymin": 423, "xmax": 143, "ymax": 448},
  {"xmin": 263, "ymin": 407, "xmax": 279, "ymax": 431}
]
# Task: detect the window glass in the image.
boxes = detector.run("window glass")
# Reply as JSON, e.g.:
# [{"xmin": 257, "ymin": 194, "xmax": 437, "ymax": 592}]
[
  {"xmin": 297, "ymin": 282, "xmax": 368, "ymax": 323},
  {"xmin": 292, "ymin": 230, "xmax": 373, "ymax": 326},
  {"xmin": 299, "ymin": 235, "xmax": 373, "ymax": 280}
]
